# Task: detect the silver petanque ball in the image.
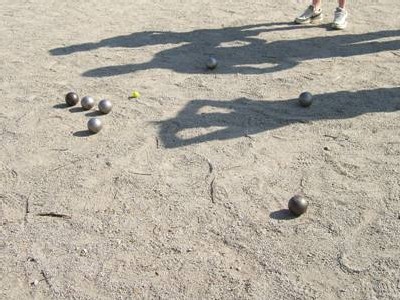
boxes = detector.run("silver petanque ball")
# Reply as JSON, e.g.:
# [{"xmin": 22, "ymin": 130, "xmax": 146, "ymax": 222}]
[
  {"xmin": 87, "ymin": 118, "xmax": 103, "ymax": 133},
  {"xmin": 206, "ymin": 56, "xmax": 218, "ymax": 70},
  {"xmin": 81, "ymin": 96, "xmax": 95, "ymax": 110},
  {"xmin": 98, "ymin": 99, "xmax": 112, "ymax": 114},
  {"xmin": 288, "ymin": 195, "xmax": 308, "ymax": 216},
  {"xmin": 299, "ymin": 92, "xmax": 313, "ymax": 107}
]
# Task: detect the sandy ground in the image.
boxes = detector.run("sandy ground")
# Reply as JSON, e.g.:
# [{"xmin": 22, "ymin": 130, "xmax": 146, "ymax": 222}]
[{"xmin": 1, "ymin": 0, "xmax": 400, "ymax": 299}]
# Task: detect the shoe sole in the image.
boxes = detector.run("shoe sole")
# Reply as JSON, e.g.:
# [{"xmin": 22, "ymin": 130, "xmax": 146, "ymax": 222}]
[
  {"xmin": 295, "ymin": 13, "xmax": 324, "ymax": 24},
  {"xmin": 331, "ymin": 21, "xmax": 347, "ymax": 29}
]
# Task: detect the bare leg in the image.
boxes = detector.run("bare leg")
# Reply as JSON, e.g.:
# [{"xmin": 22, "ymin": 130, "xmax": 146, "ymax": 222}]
[
  {"xmin": 338, "ymin": 0, "xmax": 346, "ymax": 8},
  {"xmin": 313, "ymin": 0, "xmax": 322, "ymax": 10}
]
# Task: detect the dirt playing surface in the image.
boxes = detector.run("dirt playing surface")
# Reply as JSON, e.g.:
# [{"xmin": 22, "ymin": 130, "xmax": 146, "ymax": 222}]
[{"xmin": 1, "ymin": 0, "xmax": 399, "ymax": 299}]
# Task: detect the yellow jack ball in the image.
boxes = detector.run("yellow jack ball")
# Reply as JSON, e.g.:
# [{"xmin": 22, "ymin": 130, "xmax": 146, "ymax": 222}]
[{"xmin": 131, "ymin": 91, "xmax": 140, "ymax": 98}]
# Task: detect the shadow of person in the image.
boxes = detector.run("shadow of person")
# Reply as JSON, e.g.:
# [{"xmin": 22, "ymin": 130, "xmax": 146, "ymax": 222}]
[
  {"xmin": 156, "ymin": 87, "xmax": 400, "ymax": 148},
  {"xmin": 49, "ymin": 22, "xmax": 399, "ymax": 77},
  {"xmin": 49, "ymin": 22, "xmax": 299, "ymax": 55}
]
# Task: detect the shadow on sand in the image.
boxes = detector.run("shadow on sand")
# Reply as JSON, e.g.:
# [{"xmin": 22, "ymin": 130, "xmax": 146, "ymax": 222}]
[
  {"xmin": 156, "ymin": 87, "xmax": 400, "ymax": 148},
  {"xmin": 53, "ymin": 103, "xmax": 69, "ymax": 109},
  {"xmin": 269, "ymin": 209, "xmax": 298, "ymax": 220},
  {"xmin": 49, "ymin": 23, "xmax": 399, "ymax": 77},
  {"xmin": 85, "ymin": 111, "xmax": 103, "ymax": 117},
  {"xmin": 73, "ymin": 130, "xmax": 95, "ymax": 137}
]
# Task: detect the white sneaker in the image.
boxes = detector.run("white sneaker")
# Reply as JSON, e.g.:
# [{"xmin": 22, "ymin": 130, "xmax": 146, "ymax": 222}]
[
  {"xmin": 332, "ymin": 7, "xmax": 348, "ymax": 29},
  {"xmin": 295, "ymin": 5, "xmax": 323, "ymax": 24}
]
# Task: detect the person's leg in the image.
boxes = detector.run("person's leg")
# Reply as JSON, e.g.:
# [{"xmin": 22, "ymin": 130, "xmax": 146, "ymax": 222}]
[
  {"xmin": 332, "ymin": 0, "xmax": 348, "ymax": 29},
  {"xmin": 313, "ymin": 0, "xmax": 322, "ymax": 10},
  {"xmin": 294, "ymin": 0, "xmax": 323, "ymax": 24}
]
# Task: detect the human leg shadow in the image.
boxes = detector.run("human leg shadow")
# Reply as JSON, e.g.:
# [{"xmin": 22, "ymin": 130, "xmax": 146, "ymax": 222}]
[
  {"xmin": 49, "ymin": 21, "xmax": 399, "ymax": 77},
  {"xmin": 81, "ymin": 28, "xmax": 400, "ymax": 77},
  {"xmin": 157, "ymin": 87, "xmax": 400, "ymax": 148},
  {"xmin": 49, "ymin": 22, "xmax": 305, "ymax": 56}
]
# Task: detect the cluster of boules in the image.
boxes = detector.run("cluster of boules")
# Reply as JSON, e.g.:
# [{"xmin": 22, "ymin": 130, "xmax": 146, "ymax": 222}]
[{"xmin": 65, "ymin": 92, "xmax": 113, "ymax": 134}]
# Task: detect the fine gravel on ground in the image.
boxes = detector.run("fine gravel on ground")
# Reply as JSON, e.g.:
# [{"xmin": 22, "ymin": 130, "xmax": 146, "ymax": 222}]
[{"xmin": 1, "ymin": 1, "xmax": 400, "ymax": 299}]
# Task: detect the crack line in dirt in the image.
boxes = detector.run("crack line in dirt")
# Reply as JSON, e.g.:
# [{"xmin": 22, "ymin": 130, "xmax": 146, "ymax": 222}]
[
  {"xmin": 210, "ymin": 178, "xmax": 216, "ymax": 204},
  {"xmin": 36, "ymin": 213, "xmax": 71, "ymax": 219}
]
